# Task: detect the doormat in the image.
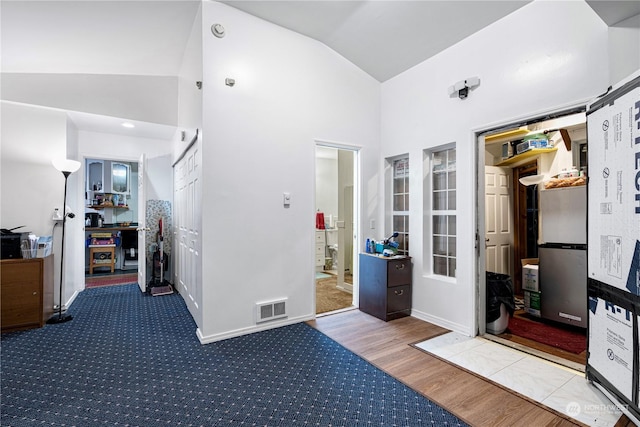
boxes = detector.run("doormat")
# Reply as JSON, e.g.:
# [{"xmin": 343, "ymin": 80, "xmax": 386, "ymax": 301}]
[
  {"xmin": 507, "ymin": 316, "xmax": 586, "ymax": 354},
  {"xmin": 85, "ymin": 273, "xmax": 138, "ymax": 289}
]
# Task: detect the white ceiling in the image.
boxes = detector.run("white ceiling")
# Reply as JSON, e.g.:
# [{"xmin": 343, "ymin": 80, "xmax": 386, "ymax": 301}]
[
  {"xmin": 66, "ymin": 110, "xmax": 179, "ymax": 140},
  {"xmin": 221, "ymin": 0, "xmax": 531, "ymax": 82},
  {"xmin": 1, "ymin": 0, "xmax": 201, "ymax": 77},
  {"xmin": 1, "ymin": 0, "xmax": 535, "ymax": 82},
  {"xmin": 1, "ymin": 0, "xmax": 637, "ymax": 137},
  {"xmin": 585, "ymin": 0, "xmax": 640, "ymax": 26}
]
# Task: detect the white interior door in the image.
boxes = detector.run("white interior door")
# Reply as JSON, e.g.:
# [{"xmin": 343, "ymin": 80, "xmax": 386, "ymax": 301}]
[
  {"xmin": 175, "ymin": 141, "xmax": 200, "ymax": 317},
  {"xmin": 485, "ymin": 165, "xmax": 513, "ymax": 276},
  {"xmin": 137, "ymin": 153, "xmax": 146, "ymax": 292}
]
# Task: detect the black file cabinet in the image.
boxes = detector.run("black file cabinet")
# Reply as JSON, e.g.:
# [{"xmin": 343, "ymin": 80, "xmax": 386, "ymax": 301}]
[{"xmin": 359, "ymin": 253, "xmax": 412, "ymax": 321}]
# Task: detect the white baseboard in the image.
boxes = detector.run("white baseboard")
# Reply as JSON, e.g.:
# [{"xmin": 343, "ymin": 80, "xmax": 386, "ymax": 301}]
[
  {"xmin": 410, "ymin": 308, "xmax": 474, "ymax": 337},
  {"xmin": 336, "ymin": 283, "xmax": 353, "ymax": 293},
  {"xmin": 196, "ymin": 314, "xmax": 315, "ymax": 344}
]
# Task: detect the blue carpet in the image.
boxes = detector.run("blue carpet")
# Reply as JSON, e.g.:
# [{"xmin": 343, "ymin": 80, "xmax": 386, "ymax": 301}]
[
  {"xmin": 316, "ymin": 272, "xmax": 331, "ymax": 279},
  {"xmin": 1, "ymin": 284, "xmax": 467, "ymax": 427}
]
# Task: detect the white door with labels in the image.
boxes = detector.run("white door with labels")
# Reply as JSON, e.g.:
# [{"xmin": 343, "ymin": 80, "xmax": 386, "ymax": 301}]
[{"xmin": 485, "ymin": 165, "xmax": 513, "ymax": 276}]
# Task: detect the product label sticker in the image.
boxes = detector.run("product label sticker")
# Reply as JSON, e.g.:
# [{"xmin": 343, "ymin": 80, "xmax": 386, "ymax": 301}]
[
  {"xmin": 588, "ymin": 297, "xmax": 634, "ymax": 401},
  {"xmin": 600, "ymin": 235, "xmax": 623, "ymax": 279}
]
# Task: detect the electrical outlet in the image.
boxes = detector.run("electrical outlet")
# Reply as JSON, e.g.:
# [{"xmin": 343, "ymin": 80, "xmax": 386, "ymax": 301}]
[{"xmin": 52, "ymin": 208, "xmax": 63, "ymax": 221}]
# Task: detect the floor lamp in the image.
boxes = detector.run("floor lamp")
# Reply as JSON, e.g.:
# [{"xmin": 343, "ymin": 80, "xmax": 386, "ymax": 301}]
[{"xmin": 47, "ymin": 158, "xmax": 81, "ymax": 324}]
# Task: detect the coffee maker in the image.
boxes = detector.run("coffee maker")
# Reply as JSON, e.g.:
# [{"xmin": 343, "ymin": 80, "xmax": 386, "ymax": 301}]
[{"xmin": 86, "ymin": 213, "xmax": 101, "ymax": 227}]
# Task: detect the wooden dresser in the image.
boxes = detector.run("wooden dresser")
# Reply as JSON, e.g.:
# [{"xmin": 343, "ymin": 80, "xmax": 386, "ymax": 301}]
[
  {"xmin": 1, "ymin": 255, "xmax": 54, "ymax": 332},
  {"xmin": 359, "ymin": 253, "xmax": 412, "ymax": 321}
]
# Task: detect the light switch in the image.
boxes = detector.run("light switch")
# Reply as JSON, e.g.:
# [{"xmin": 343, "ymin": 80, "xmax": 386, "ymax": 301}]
[
  {"xmin": 370, "ymin": 219, "xmax": 375, "ymax": 229},
  {"xmin": 283, "ymin": 192, "xmax": 291, "ymax": 207}
]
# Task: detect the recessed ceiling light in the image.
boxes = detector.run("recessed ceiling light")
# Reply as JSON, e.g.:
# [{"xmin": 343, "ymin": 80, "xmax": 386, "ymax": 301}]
[{"xmin": 122, "ymin": 122, "xmax": 135, "ymax": 128}]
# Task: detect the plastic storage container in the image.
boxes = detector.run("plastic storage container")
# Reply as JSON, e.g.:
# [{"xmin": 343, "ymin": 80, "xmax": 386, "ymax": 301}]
[{"xmin": 486, "ymin": 272, "xmax": 515, "ymax": 334}]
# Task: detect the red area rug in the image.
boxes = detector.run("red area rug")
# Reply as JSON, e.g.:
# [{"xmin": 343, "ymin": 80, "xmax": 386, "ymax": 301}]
[
  {"xmin": 507, "ymin": 316, "xmax": 586, "ymax": 354},
  {"xmin": 85, "ymin": 273, "xmax": 138, "ymax": 289}
]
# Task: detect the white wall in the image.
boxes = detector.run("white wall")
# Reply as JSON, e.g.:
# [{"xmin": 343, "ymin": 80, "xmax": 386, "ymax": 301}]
[
  {"xmin": 608, "ymin": 14, "xmax": 640, "ymax": 86},
  {"xmin": 146, "ymin": 155, "xmax": 173, "ymax": 202},
  {"xmin": 0, "ymin": 102, "xmax": 81, "ymax": 310},
  {"xmin": 380, "ymin": 0, "xmax": 609, "ymax": 335},
  {"xmin": 315, "ymin": 151, "xmax": 339, "ymax": 221},
  {"xmin": 195, "ymin": 2, "xmax": 380, "ymax": 341},
  {"xmin": 174, "ymin": 3, "xmax": 203, "ymax": 162},
  {"xmin": 1, "ymin": 103, "xmax": 68, "ymax": 235}
]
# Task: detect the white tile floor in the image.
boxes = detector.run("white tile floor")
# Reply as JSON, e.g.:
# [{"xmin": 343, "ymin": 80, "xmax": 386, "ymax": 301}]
[{"xmin": 415, "ymin": 332, "xmax": 623, "ymax": 427}]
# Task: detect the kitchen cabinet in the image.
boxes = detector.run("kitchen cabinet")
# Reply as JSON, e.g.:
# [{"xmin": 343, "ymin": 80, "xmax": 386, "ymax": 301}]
[
  {"xmin": 359, "ymin": 253, "xmax": 412, "ymax": 321},
  {"xmin": 87, "ymin": 160, "xmax": 104, "ymax": 191},
  {"xmin": 110, "ymin": 162, "xmax": 131, "ymax": 194},
  {"xmin": 86, "ymin": 159, "xmax": 132, "ymax": 196},
  {"xmin": 1, "ymin": 255, "xmax": 54, "ymax": 332}
]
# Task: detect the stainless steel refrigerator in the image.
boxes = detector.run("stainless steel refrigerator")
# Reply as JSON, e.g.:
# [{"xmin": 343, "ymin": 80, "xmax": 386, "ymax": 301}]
[{"xmin": 538, "ymin": 185, "xmax": 587, "ymax": 328}]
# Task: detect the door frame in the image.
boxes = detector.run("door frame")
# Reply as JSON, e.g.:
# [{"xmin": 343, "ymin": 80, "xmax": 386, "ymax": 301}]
[
  {"xmin": 81, "ymin": 154, "xmax": 142, "ymax": 283},
  {"xmin": 137, "ymin": 153, "xmax": 146, "ymax": 293},
  {"xmin": 474, "ymin": 101, "xmax": 590, "ymax": 336},
  {"xmin": 314, "ymin": 140, "xmax": 361, "ymax": 314},
  {"xmin": 512, "ymin": 161, "xmax": 538, "ymax": 296}
]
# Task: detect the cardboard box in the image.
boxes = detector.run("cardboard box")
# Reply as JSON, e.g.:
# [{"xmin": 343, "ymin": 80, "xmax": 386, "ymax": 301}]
[
  {"xmin": 521, "ymin": 258, "xmax": 539, "ymax": 291},
  {"xmin": 524, "ymin": 290, "xmax": 541, "ymax": 317}
]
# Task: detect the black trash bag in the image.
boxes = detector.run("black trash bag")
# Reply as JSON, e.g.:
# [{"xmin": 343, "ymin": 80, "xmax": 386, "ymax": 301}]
[{"xmin": 486, "ymin": 272, "xmax": 515, "ymax": 323}]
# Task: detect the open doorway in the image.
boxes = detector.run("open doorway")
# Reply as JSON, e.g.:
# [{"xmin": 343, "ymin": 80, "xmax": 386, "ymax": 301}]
[
  {"xmin": 478, "ymin": 108, "xmax": 589, "ymax": 369},
  {"xmin": 315, "ymin": 144, "xmax": 358, "ymax": 315},
  {"xmin": 84, "ymin": 158, "xmax": 140, "ymax": 288}
]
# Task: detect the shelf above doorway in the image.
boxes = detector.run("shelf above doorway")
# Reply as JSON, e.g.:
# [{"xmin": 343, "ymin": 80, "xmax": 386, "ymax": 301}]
[
  {"xmin": 87, "ymin": 205, "xmax": 129, "ymax": 210},
  {"xmin": 495, "ymin": 147, "xmax": 557, "ymax": 167}
]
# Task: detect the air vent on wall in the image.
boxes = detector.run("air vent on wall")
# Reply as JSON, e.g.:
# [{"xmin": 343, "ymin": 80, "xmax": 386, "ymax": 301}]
[{"xmin": 256, "ymin": 298, "xmax": 287, "ymax": 323}]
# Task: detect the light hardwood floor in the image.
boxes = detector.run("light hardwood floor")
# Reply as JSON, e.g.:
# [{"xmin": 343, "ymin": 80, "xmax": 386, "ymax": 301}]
[{"xmin": 307, "ymin": 309, "xmax": 634, "ymax": 427}]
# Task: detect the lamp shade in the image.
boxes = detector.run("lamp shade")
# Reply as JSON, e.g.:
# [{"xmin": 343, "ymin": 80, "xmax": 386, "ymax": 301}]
[
  {"xmin": 52, "ymin": 159, "xmax": 81, "ymax": 174},
  {"xmin": 518, "ymin": 174, "xmax": 545, "ymax": 186}
]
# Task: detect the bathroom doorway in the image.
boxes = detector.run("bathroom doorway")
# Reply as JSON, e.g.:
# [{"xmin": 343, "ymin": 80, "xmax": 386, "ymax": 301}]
[{"xmin": 315, "ymin": 144, "xmax": 358, "ymax": 315}]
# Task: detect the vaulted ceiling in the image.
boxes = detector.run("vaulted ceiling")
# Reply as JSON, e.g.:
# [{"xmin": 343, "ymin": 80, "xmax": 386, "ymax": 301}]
[
  {"xmin": 1, "ymin": 0, "xmax": 637, "ymax": 136},
  {"xmin": 220, "ymin": 1, "xmax": 531, "ymax": 82}
]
